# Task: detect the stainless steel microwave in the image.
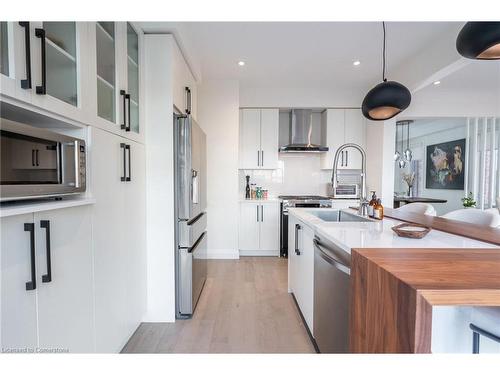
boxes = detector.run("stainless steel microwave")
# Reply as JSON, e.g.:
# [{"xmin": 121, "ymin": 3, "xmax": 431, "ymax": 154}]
[{"xmin": 0, "ymin": 119, "xmax": 86, "ymax": 202}]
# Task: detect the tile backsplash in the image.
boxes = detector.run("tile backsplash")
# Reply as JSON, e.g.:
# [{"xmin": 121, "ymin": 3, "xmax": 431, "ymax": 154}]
[{"xmin": 239, "ymin": 153, "xmax": 361, "ymax": 198}]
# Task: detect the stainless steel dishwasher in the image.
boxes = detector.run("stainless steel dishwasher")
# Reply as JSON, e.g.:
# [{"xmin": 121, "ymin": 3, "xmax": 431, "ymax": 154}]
[{"xmin": 313, "ymin": 235, "xmax": 351, "ymax": 353}]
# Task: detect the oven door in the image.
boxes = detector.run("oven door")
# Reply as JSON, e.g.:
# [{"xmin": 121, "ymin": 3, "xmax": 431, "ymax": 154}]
[{"xmin": 0, "ymin": 121, "xmax": 86, "ymax": 201}]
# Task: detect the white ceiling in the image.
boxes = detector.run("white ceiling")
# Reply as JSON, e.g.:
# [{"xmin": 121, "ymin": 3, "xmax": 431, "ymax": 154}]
[
  {"xmin": 434, "ymin": 60, "xmax": 500, "ymax": 91},
  {"xmin": 140, "ymin": 22, "xmax": 460, "ymax": 90}
]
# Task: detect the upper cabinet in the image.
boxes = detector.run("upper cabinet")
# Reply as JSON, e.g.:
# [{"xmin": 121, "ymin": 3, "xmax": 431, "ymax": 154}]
[
  {"xmin": 239, "ymin": 108, "xmax": 279, "ymax": 170},
  {"xmin": 90, "ymin": 22, "xmax": 144, "ymax": 143},
  {"xmin": 0, "ymin": 22, "xmax": 144, "ymax": 143},
  {"xmin": 320, "ymin": 108, "xmax": 366, "ymax": 170},
  {"xmin": 0, "ymin": 21, "xmax": 91, "ymax": 117},
  {"xmin": 172, "ymin": 40, "xmax": 197, "ymax": 120}
]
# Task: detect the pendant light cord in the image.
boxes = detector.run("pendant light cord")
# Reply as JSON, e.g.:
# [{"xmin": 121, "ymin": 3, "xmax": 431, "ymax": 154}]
[{"xmin": 382, "ymin": 21, "xmax": 387, "ymax": 82}]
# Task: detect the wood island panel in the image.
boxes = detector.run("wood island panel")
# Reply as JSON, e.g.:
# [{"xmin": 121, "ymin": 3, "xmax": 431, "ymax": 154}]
[{"xmin": 349, "ymin": 248, "xmax": 500, "ymax": 353}]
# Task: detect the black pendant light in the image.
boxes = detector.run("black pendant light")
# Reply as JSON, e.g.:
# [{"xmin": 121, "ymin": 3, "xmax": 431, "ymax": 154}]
[
  {"xmin": 362, "ymin": 22, "xmax": 411, "ymax": 121},
  {"xmin": 456, "ymin": 22, "xmax": 500, "ymax": 60}
]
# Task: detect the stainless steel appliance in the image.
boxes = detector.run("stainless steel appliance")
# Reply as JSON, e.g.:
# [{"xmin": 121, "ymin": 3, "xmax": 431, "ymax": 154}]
[
  {"xmin": 279, "ymin": 195, "xmax": 332, "ymax": 257},
  {"xmin": 0, "ymin": 119, "xmax": 86, "ymax": 202},
  {"xmin": 332, "ymin": 184, "xmax": 359, "ymax": 199},
  {"xmin": 279, "ymin": 109, "xmax": 328, "ymax": 153},
  {"xmin": 174, "ymin": 114, "xmax": 207, "ymax": 317},
  {"xmin": 313, "ymin": 234, "xmax": 351, "ymax": 353}
]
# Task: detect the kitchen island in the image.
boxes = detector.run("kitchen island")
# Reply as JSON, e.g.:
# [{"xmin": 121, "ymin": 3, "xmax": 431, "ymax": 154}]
[{"xmin": 287, "ymin": 208, "xmax": 500, "ymax": 353}]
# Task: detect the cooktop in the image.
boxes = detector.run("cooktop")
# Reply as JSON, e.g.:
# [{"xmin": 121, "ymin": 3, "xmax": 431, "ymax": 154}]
[{"xmin": 278, "ymin": 195, "xmax": 330, "ymax": 200}]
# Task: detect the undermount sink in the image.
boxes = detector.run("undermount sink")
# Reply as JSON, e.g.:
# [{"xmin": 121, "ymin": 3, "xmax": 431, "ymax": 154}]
[{"xmin": 310, "ymin": 210, "xmax": 371, "ymax": 223}]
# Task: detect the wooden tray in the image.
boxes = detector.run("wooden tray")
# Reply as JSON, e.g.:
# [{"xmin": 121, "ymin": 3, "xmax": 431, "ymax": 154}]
[{"xmin": 391, "ymin": 223, "xmax": 431, "ymax": 239}]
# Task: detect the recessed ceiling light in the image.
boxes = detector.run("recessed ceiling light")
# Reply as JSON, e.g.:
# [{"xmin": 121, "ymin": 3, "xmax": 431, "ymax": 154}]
[
  {"xmin": 433, "ymin": 80, "xmax": 441, "ymax": 85},
  {"xmin": 353, "ymin": 60, "xmax": 361, "ymax": 66},
  {"xmin": 238, "ymin": 61, "xmax": 245, "ymax": 66}
]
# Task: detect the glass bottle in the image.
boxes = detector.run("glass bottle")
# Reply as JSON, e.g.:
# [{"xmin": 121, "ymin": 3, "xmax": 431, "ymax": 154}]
[
  {"xmin": 368, "ymin": 191, "xmax": 377, "ymax": 217},
  {"xmin": 373, "ymin": 199, "xmax": 384, "ymax": 220}
]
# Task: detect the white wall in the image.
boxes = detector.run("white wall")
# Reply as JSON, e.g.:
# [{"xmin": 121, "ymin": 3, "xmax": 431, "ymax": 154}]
[
  {"xmin": 144, "ymin": 35, "xmax": 176, "ymax": 322},
  {"xmin": 197, "ymin": 80, "xmax": 240, "ymax": 259}
]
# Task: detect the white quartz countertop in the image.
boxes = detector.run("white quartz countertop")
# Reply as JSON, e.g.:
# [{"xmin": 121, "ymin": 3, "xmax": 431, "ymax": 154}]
[{"xmin": 288, "ymin": 208, "xmax": 498, "ymax": 253}]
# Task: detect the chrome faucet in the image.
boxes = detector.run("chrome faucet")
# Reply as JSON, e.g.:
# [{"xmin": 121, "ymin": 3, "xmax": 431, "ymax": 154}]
[{"xmin": 331, "ymin": 143, "xmax": 368, "ymax": 217}]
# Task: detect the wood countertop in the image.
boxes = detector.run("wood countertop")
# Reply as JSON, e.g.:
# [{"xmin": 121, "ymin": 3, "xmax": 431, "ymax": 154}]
[
  {"xmin": 384, "ymin": 207, "xmax": 500, "ymax": 246},
  {"xmin": 349, "ymin": 247, "xmax": 500, "ymax": 353}
]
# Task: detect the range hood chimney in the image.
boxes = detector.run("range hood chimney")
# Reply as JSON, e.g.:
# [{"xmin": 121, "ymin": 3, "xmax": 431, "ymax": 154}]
[{"xmin": 279, "ymin": 109, "xmax": 328, "ymax": 153}]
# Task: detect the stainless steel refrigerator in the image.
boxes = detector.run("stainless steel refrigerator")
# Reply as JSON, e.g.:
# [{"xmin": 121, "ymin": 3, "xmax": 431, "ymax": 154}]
[{"xmin": 174, "ymin": 114, "xmax": 207, "ymax": 318}]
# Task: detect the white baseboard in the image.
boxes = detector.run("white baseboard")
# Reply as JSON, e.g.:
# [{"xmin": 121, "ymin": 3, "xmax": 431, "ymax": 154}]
[{"xmin": 239, "ymin": 250, "xmax": 280, "ymax": 257}]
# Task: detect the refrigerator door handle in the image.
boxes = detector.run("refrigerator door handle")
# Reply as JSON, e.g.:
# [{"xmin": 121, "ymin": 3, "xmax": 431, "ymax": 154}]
[{"xmin": 192, "ymin": 169, "xmax": 199, "ymax": 204}]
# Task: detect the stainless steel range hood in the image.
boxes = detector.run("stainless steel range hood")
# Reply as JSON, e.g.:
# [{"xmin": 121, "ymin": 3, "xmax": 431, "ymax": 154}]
[{"xmin": 279, "ymin": 109, "xmax": 328, "ymax": 153}]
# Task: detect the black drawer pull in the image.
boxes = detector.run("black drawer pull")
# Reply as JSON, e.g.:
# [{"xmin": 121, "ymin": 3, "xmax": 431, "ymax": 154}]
[
  {"xmin": 120, "ymin": 90, "xmax": 127, "ymax": 130},
  {"xmin": 19, "ymin": 22, "xmax": 32, "ymax": 89},
  {"xmin": 126, "ymin": 93, "xmax": 131, "ymax": 132},
  {"xmin": 35, "ymin": 28, "xmax": 46, "ymax": 95},
  {"xmin": 120, "ymin": 143, "xmax": 126, "ymax": 182},
  {"xmin": 24, "ymin": 223, "xmax": 36, "ymax": 291},
  {"xmin": 40, "ymin": 220, "xmax": 52, "ymax": 283},
  {"xmin": 126, "ymin": 144, "xmax": 131, "ymax": 181}
]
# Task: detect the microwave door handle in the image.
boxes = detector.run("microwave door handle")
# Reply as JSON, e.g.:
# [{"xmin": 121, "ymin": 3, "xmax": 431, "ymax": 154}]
[{"xmin": 73, "ymin": 141, "xmax": 79, "ymax": 188}]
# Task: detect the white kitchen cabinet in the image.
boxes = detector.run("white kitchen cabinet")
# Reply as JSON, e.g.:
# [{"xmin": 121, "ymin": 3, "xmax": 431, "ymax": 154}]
[
  {"xmin": 0, "ymin": 22, "xmax": 34, "ymax": 104},
  {"xmin": 239, "ymin": 108, "xmax": 279, "ymax": 170},
  {"xmin": 89, "ymin": 22, "xmax": 145, "ymax": 144},
  {"xmin": 239, "ymin": 201, "xmax": 279, "ymax": 256},
  {"xmin": 239, "ymin": 109, "xmax": 261, "ymax": 169},
  {"xmin": 0, "ymin": 213, "xmax": 38, "ymax": 350},
  {"xmin": 90, "ymin": 126, "xmax": 146, "ymax": 352},
  {"xmin": 29, "ymin": 22, "xmax": 92, "ymax": 125},
  {"xmin": 172, "ymin": 39, "xmax": 197, "ymax": 120},
  {"xmin": 0, "ymin": 206, "xmax": 94, "ymax": 352},
  {"xmin": 321, "ymin": 108, "xmax": 366, "ymax": 170},
  {"xmin": 287, "ymin": 217, "xmax": 315, "ymax": 334},
  {"xmin": 35, "ymin": 206, "xmax": 94, "ymax": 352}
]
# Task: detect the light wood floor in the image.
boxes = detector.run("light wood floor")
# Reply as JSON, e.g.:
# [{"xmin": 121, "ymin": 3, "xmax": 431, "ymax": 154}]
[{"xmin": 122, "ymin": 257, "xmax": 315, "ymax": 353}]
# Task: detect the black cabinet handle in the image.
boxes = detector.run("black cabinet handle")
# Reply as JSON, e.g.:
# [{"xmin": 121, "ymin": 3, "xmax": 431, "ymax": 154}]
[
  {"xmin": 120, "ymin": 143, "xmax": 126, "ymax": 182},
  {"xmin": 35, "ymin": 149, "xmax": 39, "ymax": 166},
  {"xmin": 19, "ymin": 22, "xmax": 32, "ymax": 89},
  {"xmin": 294, "ymin": 223, "xmax": 301, "ymax": 255},
  {"xmin": 261, "ymin": 151, "xmax": 264, "ymax": 167},
  {"xmin": 345, "ymin": 150, "xmax": 348, "ymax": 166},
  {"xmin": 185, "ymin": 87, "xmax": 191, "ymax": 114},
  {"xmin": 40, "ymin": 220, "xmax": 52, "ymax": 283},
  {"xmin": 35, "ymin": 28, "xmax": 46, "ymax": 95},
  {"xmin": 256, "ymin": 205, "xmax": 259, "ymax": 222},
  {"xmin": 120, "ymin": 90, "xmax": 127, "ymax": 130},
  {"xmin": 126, "ymin": 144, "xmax": 131, "ymax": 181},
  {"xmin": 126, "ymin": 94, "xmax": 131, "ymax": 131},
  {"xmin": 24, "ymin": 223, "xmax": 36, "ymax": 291},
  {"xmin": 32, "ymin": 149, "xmax": 35, "ymax": 166}
]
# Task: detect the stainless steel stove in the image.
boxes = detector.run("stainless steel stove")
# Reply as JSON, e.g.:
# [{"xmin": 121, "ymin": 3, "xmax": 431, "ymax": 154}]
[{"xmin": 279, "ymin": 195, "xmax": 332, "ymax": 257}]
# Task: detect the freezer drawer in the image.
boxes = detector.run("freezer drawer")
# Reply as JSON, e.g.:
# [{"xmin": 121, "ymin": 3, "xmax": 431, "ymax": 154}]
[
  {"xmin": 179, "ymin": 231, "xmax": 207, "ymax": 316},
  {"xmin": 178, "ymin": 212, "xmax": 207, "ymax": 248}
]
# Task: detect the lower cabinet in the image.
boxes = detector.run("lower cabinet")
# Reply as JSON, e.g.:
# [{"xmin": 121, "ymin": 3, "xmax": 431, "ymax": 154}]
[
  {"xmin": 238, "ymin": 201, "xmax": 279, "ymax": 256},
  {"xmin": 0, "ymin": 206, "xmax": 94, "ymax": 352},
  {"xmin": 91, "ymin": 126, "xmax": 146, "ymax": 352},
  {"xmin": 288, "ymin": 216, "xmax": 315, "ymax": 334}
]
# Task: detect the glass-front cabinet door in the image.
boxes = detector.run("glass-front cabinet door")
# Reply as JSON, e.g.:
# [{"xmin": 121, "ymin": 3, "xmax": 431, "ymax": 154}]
[
  {"xmin": 0, "ymin": 22, "xmax": 33, "ymax": 102},
  {"xmin": 127, "ymin": 23, "xmax": 139, "ymax": 134},
  {"xmin": 95, "ymin": 22, "xmax": 116, "ymax": 123},
  {"xmin": 30, "ymin": 22, "xmax": 90, "ymax": 123}
]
